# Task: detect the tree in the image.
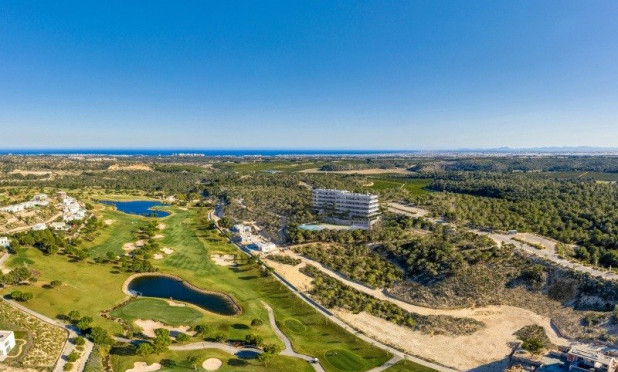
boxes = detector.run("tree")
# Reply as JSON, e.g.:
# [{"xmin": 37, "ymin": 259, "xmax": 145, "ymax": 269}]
[
  {"xmin": 136, "ymin": 342, "xmax": 154, "ymax": 356},
  {"xmin": 66, "ymin": 351, "xmax": 80, "ymax": 362},
  {"xmin": 175, "ymin": 333, "xmax": 190, "ymax": 343},
  {"xmin": 73, "ymin": 336, "xmax": 85, "ymax": 346},
  {"xmin": 49, "ymin": 280, "xmax": 62, "ymax": 288},
  {"xmin": 185, "ymin": 355, "xmax": 199, "ymax": 370},
  {"xmin": 89, "ymin": 327, "xmax": 113, "ymax": 345},
  {"xmin": 251, "ymin": 318, "xmax": 263, "ymax": 327},
  {"xmin": 193, "ymin": 324, "xmax": 210, "ymax": 336},
  {"xmin": 67, "ymin": 310, "xmax": 81, "ymax": 323},
  {"xmin": 257, "ymin": 351, "xmax": 274, "ymax": 366},
  {"xmin": 153, "ymin": 328, "xmax": 172, "ymax": 353}
]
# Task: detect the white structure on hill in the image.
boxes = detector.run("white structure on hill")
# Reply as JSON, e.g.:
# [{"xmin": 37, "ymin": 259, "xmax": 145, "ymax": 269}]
[
  {"xmin": 312, "ymin": 188, "xmax": 380, "ymax": 229},
  {"xmin": 567, "ymin": 343, "xmax": 618, "ymax": 371},
  {"xmin": 0, "ymin": 193, "xmax": 50, "ymax": 213},
  {"xmin": 0, "ymin": 237, "xmax": 9, "ymax": 248},
  {"xmin": 0, "ymin": 331, "xmax": 15, "ymax": 356},
  {"xmin": 61, "ymin": 195, "xmax": 86, "ymax": 222},
  {"xmin": 31, "ymin": 223, "xmax": 47, "ymax": 231}
]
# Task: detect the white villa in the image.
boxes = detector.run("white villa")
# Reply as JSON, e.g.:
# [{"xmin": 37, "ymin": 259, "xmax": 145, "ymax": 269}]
[
  {"xmin": 61, "ymin": 195, "xmax": 86, "ymax": 222},
  {"xmin": 31, "ymin": 223, "xmax": 47, "ymax": 231},
  {"xmin": 0, "ymin": 331, "xmax": 16, "ymax": 356},
  {"xmin": 50, "ymin": 222, "xmax": 68, "ymax": 231},
  {"xmin": 0, "ymin": 237, "xmax": 9, "ymax": 248},
  {"xmin": 0, "ymin": 193, "xmax": 50, "ymax": 213},
  {"xmin": 251, "ymin": 240, "xmax": 276, "ymax": 253}
]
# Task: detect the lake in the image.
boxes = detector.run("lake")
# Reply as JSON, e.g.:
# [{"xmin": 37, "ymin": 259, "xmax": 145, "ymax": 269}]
[
  {"xmin": 99, "ymin": 200, "xmax": 170, "ymax": 218},
  {"xmin": 127, "ymin": 275, "xmax": 238, "ymax": 315}
]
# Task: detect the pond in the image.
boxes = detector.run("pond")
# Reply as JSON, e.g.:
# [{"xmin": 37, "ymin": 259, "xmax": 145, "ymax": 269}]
[
  {"xmin": 99, "ymin": 200, "xmax": 170, "ymax": 218},
  {"xmin": 127, "ymin": 275, "xmax": 238, "ymax": 315}
]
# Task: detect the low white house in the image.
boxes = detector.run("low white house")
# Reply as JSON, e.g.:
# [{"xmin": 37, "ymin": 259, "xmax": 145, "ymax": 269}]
[
  {"xmin": 31, "ymin": 223, "xmax": 47, "ymax": 231},
  {"xmin": 50, "ymin": 222, "xmax": 68, "ymax": 231},
  {"xmin": 251, "ymin": 240, "xmax": 276, "ymax": 253},
  {"xmin": 0, "ymin": 331, "xmax": 16, "ymax": 356},
  {"xmin": 0, "ymin": 237, "xmax": 9, "ymax": 248},
  {"xmin": 231, "ymin": 224, "xmax": 252, "ymax": 234}
]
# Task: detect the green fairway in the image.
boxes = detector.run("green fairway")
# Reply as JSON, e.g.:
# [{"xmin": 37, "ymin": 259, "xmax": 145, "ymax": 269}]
[
  {"xmin": 2, "ymin": 205, "xmax": 390, "ymax": 371},
  {"xmin": 111, "ymin": 298, "xmax": 204, "ymax": 327},
  {"xmin": 110, "ymin": 347, "xmax": 314, "ymax": 372},
  {"xmin": 1, "ymin": 248, "xmax": 129, "ymax": 335},
  {"xmin": 384, "ymin": 359, "xmax": 438, "ymax": 372},
  {"xmin": 324, "ymin": 349, "xmax": 367, "ymax": 371},
  {"xmin": 85, "ymin": 209, "xmax": 150, "ymax": 257},
  {"xmin": 283, "ymin": 318, "xmax": 307, "ymax": 333}
]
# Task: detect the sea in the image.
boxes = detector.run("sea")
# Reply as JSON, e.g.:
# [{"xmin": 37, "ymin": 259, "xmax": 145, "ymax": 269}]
[{"xmin": 0, "ymin": 149, "xmax": 415, "ymax": 157}]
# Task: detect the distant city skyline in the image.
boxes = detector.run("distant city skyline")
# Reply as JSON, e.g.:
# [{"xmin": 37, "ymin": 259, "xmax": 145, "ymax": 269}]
[{"xmin": 1, "ymin": 1, "xmax": 617, "ymax": 149}]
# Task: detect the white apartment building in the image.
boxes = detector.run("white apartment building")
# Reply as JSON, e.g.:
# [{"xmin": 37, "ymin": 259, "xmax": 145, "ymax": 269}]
[
  {"xmin": 312, "ymin": 189, "xmax": 380, "ymax": 229},
  {"xmin": 0, "ymin": 331, "xmax": 16, "ymax": 356},
  {"xmin": 0, "ymin": 237, "xmax": 9, "ymax": 248}
]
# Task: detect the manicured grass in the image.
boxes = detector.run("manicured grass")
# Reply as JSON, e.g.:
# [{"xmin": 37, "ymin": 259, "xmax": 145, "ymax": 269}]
[
  {"xmin": 1, "ymin": 247, "xmax": 129, "ymax": 335},
  {"xmin": 283, "ymin": 318, "xmax": 307, "ymax": 333},
  {"xmin": 384, "ymin": 359, "xmax": 438, "ymax": 372},
  {"xmin": 110, "ymin": 347, "xmax": 314, "ymax": 372},
  {"xmin": 85, "ymin": 209, "xmax": 150, "ymax": 257},
  {"xmin": 156, "ymin": 208, "xmax": 392, "ymax": 371},
  {"xmin": 111, "ymin": 298, "xmax": 204, "ymax": 327},
  {"xmin": 324, "ymin": 349, "xmax": 367, "ymax": 371}
]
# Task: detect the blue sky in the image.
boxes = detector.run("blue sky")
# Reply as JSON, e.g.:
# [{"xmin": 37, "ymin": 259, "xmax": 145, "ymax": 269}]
[{"xmin": 1, "ymin": 1, "xmax": 617, "ymax": 149}]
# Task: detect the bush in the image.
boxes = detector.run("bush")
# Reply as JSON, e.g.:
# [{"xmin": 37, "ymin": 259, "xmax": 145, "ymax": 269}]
[
  {"xmin": 136, "ymin": 342, "xmax": 154, "ymax": 356},
  {"xmin": 49, "ymin": 280, "xmax": 62, "ymax": 288},
  {"xmin": 160, "ymin": 359, "xmax": 176, "ymax": 367},
  {"xmin": 67, "ymin": 351, "xmax": 80, "ymax": 362},
  {"xmin": 64, "ymin": 362, "xmax": 74, "ymax": 371},
  {"xmin": 251, "ymin": 318, "xmax": 264, "ymax": 327},
  {"xmin": 73, "ymin": 336, "xmax": 85, "ymax": 346},
  {"xmin": 175, "ymin": 333, "xmax": 190, "ymax": 343}
]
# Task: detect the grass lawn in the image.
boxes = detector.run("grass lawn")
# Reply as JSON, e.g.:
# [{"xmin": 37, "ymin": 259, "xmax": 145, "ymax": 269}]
[
  {"xmin": 1, "ymin": 247, "xmax": 129, "ymax": 335},
  {"xmin": 111, "ymin": 298, "xmax": 205, "ymax": 327},
  {"xmin": 384, "ymin": 359, "xmax": 438, "ymax": 372},
  {"xmin": 111, "ymin": 347, "xmax": 314, "ymax": 372},
  {"xmin": 85, "ymin": 209, "xmax": 151, "ymax": 257},
  {"xmin": 324, "ymin": 349, "xmax": 367, "ymax": 371}
]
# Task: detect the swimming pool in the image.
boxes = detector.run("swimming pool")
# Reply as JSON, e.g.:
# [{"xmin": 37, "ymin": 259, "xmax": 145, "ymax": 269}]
[{"xmin": 298, "ymin": 224, "xmax": 325, "ymax": 231}]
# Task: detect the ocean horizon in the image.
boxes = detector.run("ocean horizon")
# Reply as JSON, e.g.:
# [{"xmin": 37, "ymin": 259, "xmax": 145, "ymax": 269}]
[{"xmin": 0, "ymin": 149, "xmax": 416, "ymax": 156}]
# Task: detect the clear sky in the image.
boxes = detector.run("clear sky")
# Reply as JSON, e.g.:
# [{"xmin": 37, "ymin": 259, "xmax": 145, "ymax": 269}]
[{"xmin": 1, "ymin": 1, "xmax": 617, "ymax": 150}]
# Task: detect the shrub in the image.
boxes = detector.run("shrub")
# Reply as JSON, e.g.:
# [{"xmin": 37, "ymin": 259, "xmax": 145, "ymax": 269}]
[
  {"xmin": 64, "ymin": 362, "xmax": 74, "ymax": 371},
  {"xmin": 67, "ymin": 351, "xmax": 80, "ymax": 362},
  {"xmin": 251, "ymin": 318, "xmax": 263, "ymax": 327}
]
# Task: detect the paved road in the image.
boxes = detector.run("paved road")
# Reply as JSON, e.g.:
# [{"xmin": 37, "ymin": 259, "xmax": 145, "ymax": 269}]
[
  {"xmin": 2, "ymin": 298, "xmax": 94, "ymax": 372},
  {"xmin": 262, "ymin": 301, "xmax": 326, "ymax": 372},
  {"xmin": 388, "ymin": 202, "xmax": 618, "ymax": 281},
  {"xmin": 4, "ymin": 211, "xmax": 64, "ymax": 235}
]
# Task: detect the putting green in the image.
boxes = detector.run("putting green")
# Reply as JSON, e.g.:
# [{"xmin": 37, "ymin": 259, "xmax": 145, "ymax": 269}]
[
  {"xmin": 324, "ymin": 349, "xmax": 366, "ymax": 371},
  {"xmin": 284, "ymin": 318, "xmax": 307, "ymax": 333}
]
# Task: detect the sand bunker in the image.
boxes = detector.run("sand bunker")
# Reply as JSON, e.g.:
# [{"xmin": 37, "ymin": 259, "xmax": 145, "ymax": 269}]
[
  {"xmin": 211, "ymin": 254, "xmax": 236, "ymax": 266},
  {"xmin": 123, "ymin": 240, "xmax": 145, "ymax": 253},
  {"xmin": 125, "ymin": 362, "xmax": 161, "ymax": 372},
  {"xmin": 161, "ymin": 247, "xmax": 174, "ymax": 254},
  {"xmin": 166, "ymin": 300, "xmax": 185, "ymax": 307},
  {"xmin": 153, "ymin": 254, "xmax": 164, "ymax": 260},
  {"xmin": 152, "ymin": 234, "xmax": 164, "ymax": 239},
  {"xmin": 104, "ymin": 219, "xmax": 115, "ymax": 225},
  {"xmin": 202, "ymin": 358, "xmax": 222, "ymax": 371},
  {"xmin": 134, "ymin": 319, "xmax": 196, "ymax": 338},
  {"xmin": 157, "ymin": 223, "xmax": 166, "ymax": 230}
]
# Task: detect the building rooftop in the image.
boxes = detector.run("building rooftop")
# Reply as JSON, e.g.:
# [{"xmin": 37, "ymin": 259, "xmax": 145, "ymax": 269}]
[{"xmin": 0, "ymin": 330, "xmax": 13, "ymax": 340}]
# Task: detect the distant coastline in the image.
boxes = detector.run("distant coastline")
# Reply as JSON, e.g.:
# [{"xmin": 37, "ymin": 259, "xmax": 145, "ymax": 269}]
[{"xmin": 0, "ymin": 147, "xmax": 617, "ymax": 157}]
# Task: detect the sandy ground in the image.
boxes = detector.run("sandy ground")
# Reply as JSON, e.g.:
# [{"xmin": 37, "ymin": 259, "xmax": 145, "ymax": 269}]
[
  {"xmin": 108, "ymin": 164, "xmax": 152, "ymax": 171},
  {"xmin": 270, "ymin": 252, "xmax": 569, "ymax": 371},
  {"xmin": 299, "ymin": 167, "xmax": 413, "ymax": 175},
  {"xmin": 104, "ymin": 219, "xmax": 115, "ymax": 225},
  {"xmin": 335, "ymin": 308, "xmax": 566, "ymax": 371},
  {"xmin": 153, "ymin": 254, "xmax": 164, "ymax": 260},
  {"xmin": 125, "ymin": 362, "xmax": 161, "ymax": 372},
  {"xmin": 202, "ymin": 358, "xmax": 222, "ymax": 371},
  {"xmin": 157, "ymin": 223, "xmax": 166, "ymax": 230},
  {"xmin": 166, "ymin": 300, "xmax": 185, "ymax": 307},
  {"xmin": 161, "ymin": 247, "xmax": 174, "ymax": 254},
  {"xmin": 211, "ymin": 254, "xmax": 236, "ymax": 266},
  {"xmin": 134, "ymin": 320, "xmax": 196, "ymax": 338},
  {"xmin": 152, "ymin": 234, "xmax": 164, "ymax": 239},
  {"xmin": 123, "ymin": 239, "xmax": 145, "ymax": 253}
]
